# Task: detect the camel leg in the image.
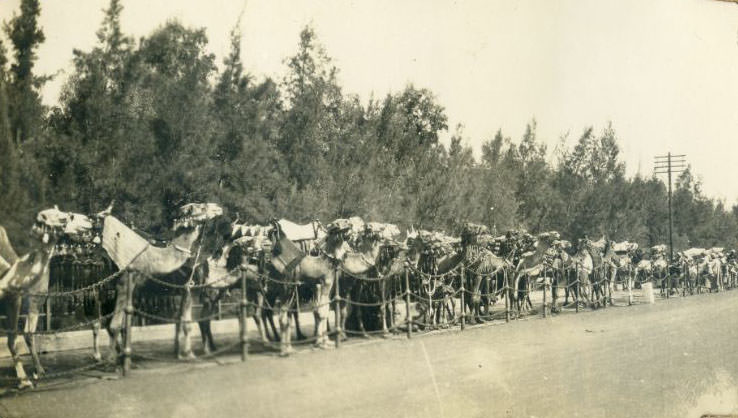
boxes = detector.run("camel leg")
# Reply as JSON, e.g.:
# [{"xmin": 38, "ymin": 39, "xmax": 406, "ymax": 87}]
[
  {"xmin": 315, "ymin": 282, "xmax": 332, "ymax": 348},
  {"xmin": 446, "ymin": 293, "xmax": 455, "ymax": 325},
  {"xmin": 252, "ymin": 292, "xmax": 269, "ymax": 344},
  {"xmin": 107, "ymin": 273, "xmax": 130, "ymax": 365},
  {"xmin": 292, "ymin": 310, "xmax": 307, "ymax": 341},
  {"xmin": 177, "ymin": 288, "xmax": 195, "ymax": 360},
  {"xmin": 339, "ymin": 289, "xmax": 351, "ymax": 340},
  {"xmin": 91, "ymin": 290, "xmax": 102, "ymax": 362},
  {"xmin": 278, "ymin": 299, "xmax": 293, "ymax": 356},
  {"xmin": 197, "ymin": 295, "xmax": 216, "ymax": 355},
  {"xmin": 23, "ymin": 297, "xmax": 44, "ymax": 378},
  {"xmin": 265, "ymin": 309, "xmax": 280, "ymax": 342},
  {"xmin": 7, "ymin": 296, "xmax": 32, "ymax": 389},
  {"xmin": 380, "ymin": 279, "xmax": 388, "ymax": 335},
  {"xmin": 468, "ymin": 274, "xmax": 481, "ymax": 325},
  {"xmin": 293, "ymin": 288, "xmax": 308, "ymax": 341}
]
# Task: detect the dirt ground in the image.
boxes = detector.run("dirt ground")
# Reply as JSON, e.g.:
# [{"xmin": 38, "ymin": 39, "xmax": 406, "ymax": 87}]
[{"xmin": 0, "ymin": 287, "xmax": 737, "ymax": 418}]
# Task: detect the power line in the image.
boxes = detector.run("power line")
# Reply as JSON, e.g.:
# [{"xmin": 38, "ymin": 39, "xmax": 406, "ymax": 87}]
[{"xmin": 654, "ymin": 152, "xmax": 687, "ymax": 265}]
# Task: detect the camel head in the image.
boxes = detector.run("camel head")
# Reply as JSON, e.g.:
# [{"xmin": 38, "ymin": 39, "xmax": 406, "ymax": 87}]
[
  {"xmin": 34, "ymin": 207, "xmax": 93, "ymax": 248},
  {"xmin": 536, "ymin": 231, "xmax": 559, "ymax": 250},
  {"xmin": 362, "ymin": 222, "xmax": 401, "ymax": 256},
  {"xmin": 460, "ymin": 222, "xmax": 489, "ymax": 248}
]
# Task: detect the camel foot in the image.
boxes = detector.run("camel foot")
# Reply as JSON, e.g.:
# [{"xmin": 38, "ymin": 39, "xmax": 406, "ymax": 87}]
[
  {"xmin": 177, "ymin": 351, "xmax": 197, "ymax": 361},
  {"xmin": 34, "ymin": 366, "xmax": 46, "ymax": 377},
  {"xmin": 92, "ymin": 352, "xmax": 103, "ymax": 363},
  {"xmin": 279, "ymin": 346, "xmax": 296, "ymax": 357},
  {"xmin": 314, "ymin": 340, "xmax": 331, "ymax": 350},
  {"xmin": 17, "ymin": 379, "xmax": 34, "ymax": 390}
]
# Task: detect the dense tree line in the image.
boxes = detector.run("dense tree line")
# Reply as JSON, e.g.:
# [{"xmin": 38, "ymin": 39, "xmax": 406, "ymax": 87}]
[{"xmin": 1, "ymin": 0, "xmax": 737, "ymax": 252}]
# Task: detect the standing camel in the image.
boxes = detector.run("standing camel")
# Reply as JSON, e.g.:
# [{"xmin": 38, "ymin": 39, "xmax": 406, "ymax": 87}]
[
  {"xmin": 412, "ymin": 232, "xmax": 463, "ymax": 329},
  {"xmin": 512, "ymin": 232, "xmax": 557, "ymax": 316},
  {"xmin": 266, "ymin": 220, "xmax": 337, "ymax": 356},
  {"xmin": 0, "ymin": 208, "xmax": 80, "ymax": 389},
  {"xmin": 569, "ymin": 238, "xmax": 594, "ymax": 309},
  {"xmin": 102, "ymin": 213, "xmax": 204, "ymax": 361},
  {"xmin": 460, "ymin": 225, "xmax": 512, "ymax": 324}
]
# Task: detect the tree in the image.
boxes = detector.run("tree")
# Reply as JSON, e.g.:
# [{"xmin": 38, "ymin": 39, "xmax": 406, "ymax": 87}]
[
  {"xmin": 279, "ymin": 26, "xmax": 343, "ymax": 190},
  {"xmin": 4, "ymin": 0, "xmax": 46, "ymax": 144},
  {"xmin": 210, "ymin": 20, "xmax": 289, "ymax": 222}
]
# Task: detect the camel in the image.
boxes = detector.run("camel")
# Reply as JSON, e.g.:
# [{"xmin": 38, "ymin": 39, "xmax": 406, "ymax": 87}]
[
  {"xmin": 634, "ymin": 258, "xmax": 653, "ymax": 288},
  {"xmin": 334, "ymin": 222, "xmax": 401, "ymax": 337},
  {"xmin": 191, "ymin": 236, "xmax": 275, "ymax": 355},
  {"xmin": 701, "ymin": 255, "xmax": 722, "ymax": 293},
  {"xmin": 102, "ymin": 214, "xmax": 204, "ymax": 361},
  {"xmin": 610, "ymin": 242, "xmax": 637, "ymax": 291},
  {"xmin": 511, "ymin": 232, "xmax": 557, "ymax": 316},
  {"xmin": 676, "ymin": 252, "xmax": 700, "ymax": 296},
  {"xmin": 548, "ymin": 240, "xmax": 575, "ymax": 311},
  {"xmin": 374, "ymin": 242, "xmax": 418, "ymax": 334},
  {"xmin": 0, "ymin": 208, "xmax": 78, "ymax": 389},
  {"xmin": 266, "ymin": 220, "xmax": 337, "ymax": 356},
  {"xmin": 410, "ymin": 233, "xmax": 463, "ymax": 329},
  {"xmin": 568, "ymin": 238, "xmax": 594, "ymax": 309},
  {"xmin": 585, "ymin": 238, "xmax": 608, "ymax": 307},
  {"xmin": 597, "ymin": 239, "xmax": 621, "ymax": 306},
  {"xmin": 460, "ymin": 226, "xmax": 512, "ymax": 324}
]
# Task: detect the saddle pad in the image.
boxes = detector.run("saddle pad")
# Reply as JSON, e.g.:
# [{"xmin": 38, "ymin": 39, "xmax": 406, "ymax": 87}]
[
  {"xmin": 102, "ymin": 216, "xmax": 149, "ymax": 270},
  {"xmin": 0, "ymin": 255, "xmax": 10, "ymax": 278},
  {"xmin": 278, "ymin": 219, "xmax": 318, "ymax": 242},
  {"xmin": 0, "ymin": 226, "xmax": 18, "ymax": 265},
  {"xmin": 683, "ymin": 248, "xmax": 706, "ymax": 258}
]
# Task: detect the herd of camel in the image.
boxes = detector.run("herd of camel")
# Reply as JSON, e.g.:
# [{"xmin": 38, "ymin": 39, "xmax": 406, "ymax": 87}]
[{"xmin": 0, "ymin": 202, "xmax": 735, "ymax": 389}]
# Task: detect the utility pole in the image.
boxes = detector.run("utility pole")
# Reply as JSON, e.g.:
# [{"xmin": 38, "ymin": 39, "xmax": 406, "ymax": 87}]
[{"xmin": 654, "ymin": 153, "xmax": 686, "ymax": 263}]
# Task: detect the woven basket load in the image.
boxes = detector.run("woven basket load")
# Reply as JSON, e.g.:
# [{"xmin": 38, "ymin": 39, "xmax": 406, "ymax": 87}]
[
  {"xmin": 651, "ymin": 244, "xmax": 667, "ymax": 255},
  {"xmin": 681, "ymin": 248, "xmax": 706, "ymax": 259},
  {"xmin": 612, "ymin": 240, "xmax": 638, "ymax": 254},
  {"xmin": 365, "ymin": 222, "xmax": 401, "ymax": 241},
  {"xmin": 173, "ymin": 203, "xmax": 223, "ymax": 231}
]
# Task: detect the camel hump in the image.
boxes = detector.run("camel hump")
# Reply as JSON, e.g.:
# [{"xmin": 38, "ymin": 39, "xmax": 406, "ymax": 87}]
[{"xmin": 102, "ymin": 216, "xmax": 149, "ymax": 269}]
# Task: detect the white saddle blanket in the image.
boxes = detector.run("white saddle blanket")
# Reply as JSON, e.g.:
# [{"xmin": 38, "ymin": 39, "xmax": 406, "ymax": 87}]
[
  {"xmin": 278, "ymin": 219, "xmax": 323, "ymax": 242},
  {"xmin": 683, "ymin": 248, "xmax": 706, "ymax": 258},
  {"xmin": 102, "ymin": 216, "xmax": 149, "ymax": 269},
  {"xmin": 612, "ymin": 241, "xmax": 638, "ymax": 253}
]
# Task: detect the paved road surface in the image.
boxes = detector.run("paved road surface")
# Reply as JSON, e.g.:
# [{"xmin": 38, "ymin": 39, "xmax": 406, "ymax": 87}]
[{"xmin": 1, "ymin": 290, "xmax": 737, "ymax": 418}]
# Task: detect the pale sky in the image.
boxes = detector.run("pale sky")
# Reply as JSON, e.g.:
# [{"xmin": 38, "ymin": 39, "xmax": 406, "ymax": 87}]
[{"xmin": 2, "ymin": 0, "xmax": 738, "ymax": 203}]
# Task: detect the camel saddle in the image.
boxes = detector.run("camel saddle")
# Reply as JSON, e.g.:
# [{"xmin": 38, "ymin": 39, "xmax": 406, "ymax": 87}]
[
  {"xmin": 271, "ymin": 236, "xmax": 305, "ymax": 275},
  {"xmin": 102, "ymin": 216, "xmax": 149, "ymax": 270},
  {"xmin": 277, "ymin": 219, "xmax": 321, "ymax": 242}
]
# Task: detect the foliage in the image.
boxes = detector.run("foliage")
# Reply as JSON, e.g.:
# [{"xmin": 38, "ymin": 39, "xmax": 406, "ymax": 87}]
[{"xmin": 1, "ymin": 0, "xmax": 737, "ymax": 254}]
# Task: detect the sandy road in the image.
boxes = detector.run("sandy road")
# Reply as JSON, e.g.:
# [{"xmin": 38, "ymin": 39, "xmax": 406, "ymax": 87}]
[{"xmin": 1, "ymin": 290, "xmax": 738, "ymax": 418}]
